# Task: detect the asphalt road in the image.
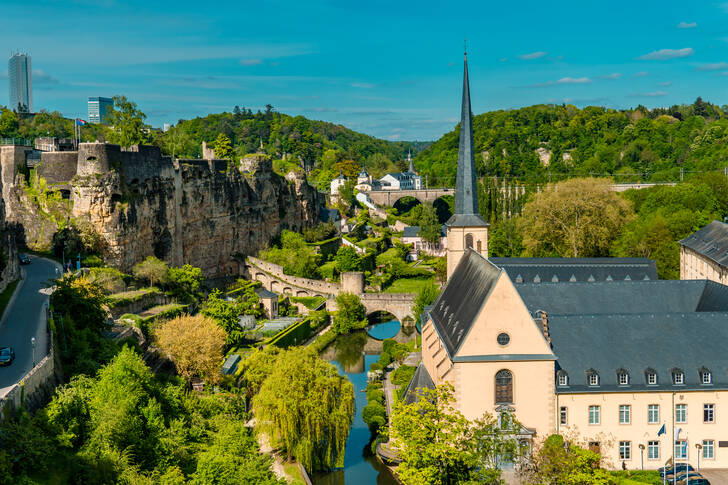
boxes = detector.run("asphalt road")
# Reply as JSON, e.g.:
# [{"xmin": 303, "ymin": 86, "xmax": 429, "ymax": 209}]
[{"xmin": 0, "ymin": 257, "xmax": 60, "ymax": 397}]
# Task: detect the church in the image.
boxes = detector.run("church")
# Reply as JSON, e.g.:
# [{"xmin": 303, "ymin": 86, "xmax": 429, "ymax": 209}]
[{"xmin": 416, "ymin": 53, "xmax": 728, "ymax": 470}]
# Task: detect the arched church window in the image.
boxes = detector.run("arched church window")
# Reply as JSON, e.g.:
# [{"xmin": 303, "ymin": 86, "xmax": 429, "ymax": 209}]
[
  {"xmin": 477, "ymin": 240, "xmax": 482, "ymax": 252},
  {"xmin": 495, "ymin": 369, "xmax": 513, "ymax": 404},
  {"xmin": 465, "ymin": 233, "xmax": 474, "ymax": 249}
]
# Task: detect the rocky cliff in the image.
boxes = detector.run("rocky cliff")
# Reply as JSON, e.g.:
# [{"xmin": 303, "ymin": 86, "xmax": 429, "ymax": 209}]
[{"xmin": 1, "ymin": 143, "xmax": 321, "ymax": 278}]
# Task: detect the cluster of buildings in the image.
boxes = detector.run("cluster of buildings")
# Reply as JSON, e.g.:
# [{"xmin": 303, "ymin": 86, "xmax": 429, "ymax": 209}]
[
  {"xmin": 409, "ymin": 53, "xmax": 728, "ymax": 471},
  {"xmin": 329, "ymin": 151, "xmax": 423, "ymax": 198},
  {"xmin": 5, "ymin": 53, "xmax": 112, "ymax": 124}
]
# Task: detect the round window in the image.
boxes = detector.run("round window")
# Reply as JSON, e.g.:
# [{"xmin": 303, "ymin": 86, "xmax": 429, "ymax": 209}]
[{"xmin": 497, "ymin": 332, "xmax": 510, "ymax": 346}]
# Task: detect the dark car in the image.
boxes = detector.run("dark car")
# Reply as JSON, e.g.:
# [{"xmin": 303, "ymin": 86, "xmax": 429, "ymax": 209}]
[
  {"xmin": 673, "ymin": 471, "xmax": 703, "ymax": 484},
  {"xmin": 680, "ymin": 479, "xmax": 709, "ymax": 485},
  {"xmin": 661, "ymin": 464, "xmax": 695, "ymax": 479},
  {"xmin": 18, "ymin": 253, "xmax": 31, "ymax": 265},
  {"xmin": 0, "ymin": 347, "xmax": 15, "ymax": 366}
]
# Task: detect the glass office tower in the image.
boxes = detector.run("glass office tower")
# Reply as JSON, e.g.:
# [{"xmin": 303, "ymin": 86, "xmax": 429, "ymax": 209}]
[
  {"xmin": 8, "ymin": 53, "xmax": 33, "ymax": 113},
  {"xmin": 88, "ymin": 97, "xmax": 113, "ymax": 124}
]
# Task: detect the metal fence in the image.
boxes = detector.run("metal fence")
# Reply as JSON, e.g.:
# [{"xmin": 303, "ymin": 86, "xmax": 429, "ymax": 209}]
[{"xmin": 0, "ymin": 138, "xmax": 32, "ymax": 146}]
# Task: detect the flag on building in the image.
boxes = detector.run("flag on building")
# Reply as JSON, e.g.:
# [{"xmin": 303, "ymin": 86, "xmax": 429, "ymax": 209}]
[
  {"xmin": 657, "ymin": 424, "xmax": 666, "ymax": 436},
  {"xmin": 75, "ymin": 118, "xmax": 87, "ymax": 126},
  {"xmin": 674, "ymin": 427, "xmax": 682, "ymax": 440}
]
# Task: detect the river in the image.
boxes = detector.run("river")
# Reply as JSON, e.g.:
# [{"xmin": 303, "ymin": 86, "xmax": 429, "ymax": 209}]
[{"xmin": 311, "ymin": 320, "xmax": 404, "ymax": 485}]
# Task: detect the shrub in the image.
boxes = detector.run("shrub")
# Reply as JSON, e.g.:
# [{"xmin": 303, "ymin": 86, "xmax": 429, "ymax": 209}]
[
  {"xmin": 87, "ymin": 267, "xmax": 128, "ymax": 294},
  {"xmin": 362, "ymin": 402, "xmax": 387, "ymax": 432},
  {"xmin": 366, "ymin": 388, "xmax": 385, "ymax": 404},
  {"xmin": 392, "ymin": 364, "xmax": 416, "ymax": 387}
]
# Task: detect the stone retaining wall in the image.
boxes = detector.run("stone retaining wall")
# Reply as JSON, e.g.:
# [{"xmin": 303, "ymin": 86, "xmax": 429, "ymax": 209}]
[{"xmin": 246, "ymin": 256, "xmax": 340, "ymax": 295}]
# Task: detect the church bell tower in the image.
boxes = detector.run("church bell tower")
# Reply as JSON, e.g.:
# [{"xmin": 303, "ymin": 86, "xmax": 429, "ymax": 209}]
[{"xmin": 445, "ymin": 51, "xmax": 489, "ymax": 280}]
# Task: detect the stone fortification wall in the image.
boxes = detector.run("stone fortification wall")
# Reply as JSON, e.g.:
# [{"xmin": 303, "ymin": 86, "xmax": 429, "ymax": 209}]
[
  {"xmin": 246, "ymin": 256, "xmax": 341, "ymax": 295},
  {"xmin": 0, "ymin": 142, "xmax": 322, "ymax": 278},
  {"xmin": 38, "ymin": 151, "xmax": 77, "ymax": 185}
]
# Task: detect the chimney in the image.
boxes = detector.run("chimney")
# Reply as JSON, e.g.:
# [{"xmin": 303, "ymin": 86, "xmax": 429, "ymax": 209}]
[{"xmin": 538, "ymin": 310, "xmax": 550, "ymax": 343}]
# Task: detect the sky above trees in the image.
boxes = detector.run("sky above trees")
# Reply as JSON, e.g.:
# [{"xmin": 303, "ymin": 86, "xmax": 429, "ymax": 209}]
[{"xmin": 2, "ymin": 0, "xmax": 727, "ymax": 140}]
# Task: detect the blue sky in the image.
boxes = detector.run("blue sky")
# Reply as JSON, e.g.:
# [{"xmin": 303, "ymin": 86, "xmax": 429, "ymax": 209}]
[{"xmin": 1, "ymin": 0, "xmax": 728, "ymax": 140}]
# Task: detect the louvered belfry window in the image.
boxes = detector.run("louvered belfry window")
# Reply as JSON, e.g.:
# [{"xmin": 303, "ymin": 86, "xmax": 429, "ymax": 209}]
[{"xmin": 495, "ymin": 370, "xmax": 513, "ymax": 404}]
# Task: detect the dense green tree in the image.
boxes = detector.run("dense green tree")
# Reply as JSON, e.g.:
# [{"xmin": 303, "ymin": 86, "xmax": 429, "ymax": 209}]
[
  {"xmin": 522, "ymin": 434, "xmax": 613, "ymax": 485},
  {"xmin": 333, "ymin": 292, "xmax": 367, "ymax": 334},
  {"xmin": 202, "ymin": 288, "xmax": 261, "ymax": 346},
  {"xmin": 518, "ymin": 178, "xmax": 634, "ymax": 257},
  {"xmin": 166, "ymin": 264, "xmax": 203, "ymax": 303},
  {"xmin": 418, "ymin": 203, "xmax": 442, "ymax": 245},
  {"xmin": 413, "ymin": 282, "xmax": 439, "ymax": 325},
  {"xmin": 390, "ymin": 383, "xmax": 521, "ymax": 485},
  {"xmin": 106, "ymin": 95, "xmax": 151, "ymax": 147},
  {"xmin": 213, "ymin": 133, "xmax": 234, "ymax": 160},
  {"xmin": 132, "ymin": 256, "xmax": 169, "ymax": 287},
  {"xmin": 0, "ymin": 107, "xmax": 20, "ymax": 137},
  {"xmin": 259, "ymin": 230, "xmax": 321, "ymax": 278},
  {"xmin": 488, "ymin": 218, "xmax": 525, "ymax": 257},
  {"xmin": 253, "ymin": 347, "xmax": 354, "ymax": 472},
  {"xmin": 335, "ymin": 245, "xmax": 360, "ymax": 272}
]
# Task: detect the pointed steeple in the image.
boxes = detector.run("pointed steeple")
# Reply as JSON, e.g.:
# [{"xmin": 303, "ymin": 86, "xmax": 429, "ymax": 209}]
[
  {"xmin": 447, "ymin": 50, "xmax": 488, "ymax": 228},
  {"xmin": 407, "ymin": 149, "xmax": 415, "ymax": 173}
]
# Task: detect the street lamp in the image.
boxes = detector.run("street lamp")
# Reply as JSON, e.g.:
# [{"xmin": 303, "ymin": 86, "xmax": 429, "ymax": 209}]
[
  {"xmin": 695, "ymin": 443, "xmax": 702, "ymax": 471},
  {"xmin": 31, "ymin": 337, "xmax": 36, "ymax": 367},
  {"xmin": 639, "ymin": 443, "xmax": 645, "ymax": 470}
]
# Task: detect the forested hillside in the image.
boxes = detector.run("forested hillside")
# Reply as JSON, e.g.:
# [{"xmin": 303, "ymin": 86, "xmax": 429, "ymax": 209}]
[{"xmin": 416, "ymin": 98, "xmax": 728, "ymax": 187}]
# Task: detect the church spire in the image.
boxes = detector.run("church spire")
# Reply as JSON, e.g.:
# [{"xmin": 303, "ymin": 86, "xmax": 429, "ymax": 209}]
[
  {"xmin": 407, "ymin": 149, "xmax": 415, "ymax": 173},
  {"xmin": 447, "ymin": 50, "xmax": 488, "ymax": 227}
]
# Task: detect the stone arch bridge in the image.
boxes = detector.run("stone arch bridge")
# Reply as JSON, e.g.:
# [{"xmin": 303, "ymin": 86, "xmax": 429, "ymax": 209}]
[
  {"xmin": 366, "ymin": 188, "xmax": 454, "ymax": 206},
  {"xmin": 244, "ymin": 257, "xmax": 417, "ymax": 322}
]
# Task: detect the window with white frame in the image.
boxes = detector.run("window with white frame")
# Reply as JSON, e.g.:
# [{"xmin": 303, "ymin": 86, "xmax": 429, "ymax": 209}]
[
  {"xmin": 675, "ymin": 404, "xmax": 687, "ymax": 423},
  {"xmin": 619, "ymin": 405, "xmax": 631, "ymax": 424},
  {"xmin": 704, "ymin": 403, "xmax": 714, "ymax": 423},
  {"xmin": 703, "ymin": 440, "xmax": 714, "ymax": 459},
  {"xmin": 589, "ymin": 405, "xmax": 600, "ymax": 425},
  {"xmin": 647, "ymin": 440, "xmax": 659, "ymax": 460},
  {"xmin": 618, "ymin": 371, "xmax": 630, "ymax": 386},
  {"xmin": 648, "ymin": 404, "xmax": 659, "ymax": 424},
  {"xmin": 702, "ymin": 370, "xmax": 712, "ymax": 384},
  {"xmin": 646, "ymin": 371, "xmax": 658, "ymax": 385},
  {"xmin": 619, "ymin": 441, "xmax": 631, "ymax": 460},
  {"xmin": 560, "ymin": 406, "xmax": 568, "ymax": 425},
  {"xmin": 673, "ymin": 370, "xmax": 684, "ymax": 385},
  {"xmin": 588, "ymin": 372, "xmax": 599, "ymax": 386},
  {"xmin": 675, "ymin": 440, "xmax": 687, "ymax": 460},
  {"xmin": 558, "ymin": 373, "xmax": 568, "ymax": 386}
]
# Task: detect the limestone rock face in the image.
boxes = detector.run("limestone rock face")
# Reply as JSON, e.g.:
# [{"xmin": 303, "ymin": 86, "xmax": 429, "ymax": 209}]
[{"xmin": 69, "ymin": 152, "xmax": 321, "ymax": 278}]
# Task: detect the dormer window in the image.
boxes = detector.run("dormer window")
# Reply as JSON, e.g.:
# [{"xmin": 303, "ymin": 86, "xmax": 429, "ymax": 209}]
[
  {"xmin": 587, "ymin": 371, "xmax": 600, "ymax": 387},
  {"xmin": 701, "ymin": 369, "xmax": 712, "ymax": 385},
  {"xmin": 617, "ymin": 370, "xmax": 630, "ymax": 386},
  {"xmin": 646, "ymin": 369, "xmax": 658, "ymax": 386},
  {"xmin": 672, "ymin": 369, "xmax": 684, "ymax": 385},
  {"xmin": 557, "ymin": 371, "xmax": 568, "ymax": 387}
]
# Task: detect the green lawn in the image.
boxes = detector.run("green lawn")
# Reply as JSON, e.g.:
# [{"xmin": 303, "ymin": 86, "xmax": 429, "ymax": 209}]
[
  {"xmin": 0, "ymin": 279, "xmax": 19, "ymax": 320},
  {"xmin": 318, "ymin": 260, "xmax": 338, "ymax": 280},
  {"xmin": 384, "ymin": 276, "xmax": 435, "ymax": 294},
  {"xmin": 611, "ymin": 470, "xmax": 661, "ymax": 484}
]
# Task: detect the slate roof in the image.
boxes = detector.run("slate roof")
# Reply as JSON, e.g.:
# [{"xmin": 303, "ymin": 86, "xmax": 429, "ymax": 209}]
[
  {"xmin": 515, "ymin": 279, "xmax": 728, "ymax": 316},
  {"xmin": 402, "ymin": 363, "xmax": 436, "ymax": 405},
  {"xmin": 680, "ymin": 220, "xmax": 728, "ymax": 267},
  {"xmin": 402, "ymin": 225, "xmax": 446, "ymax": 239},
  {"xmin": 430, "ymin": 250, "xmax": 502, "ymax": 357},
  {"xmin": 255, "ymin": 288, "xmax": 277, "ymax": 299},
  {"xmin": 550, "ymin": 312, "xmax": 728, "ymax": 392},
  {"xmin": 489, "ymin": 257, "xmax": 657, "ymax": 284}
]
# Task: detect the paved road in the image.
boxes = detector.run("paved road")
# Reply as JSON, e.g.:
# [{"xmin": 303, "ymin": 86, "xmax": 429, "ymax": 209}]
[{"xmin": 0, "ymin": 257, "xmax": 60, "ymax": 397}]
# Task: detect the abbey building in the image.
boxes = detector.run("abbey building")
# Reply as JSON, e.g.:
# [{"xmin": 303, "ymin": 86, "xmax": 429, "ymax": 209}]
[{"xmin": 415, "ymin": 54, "xmax": 728, "ymax": 470}]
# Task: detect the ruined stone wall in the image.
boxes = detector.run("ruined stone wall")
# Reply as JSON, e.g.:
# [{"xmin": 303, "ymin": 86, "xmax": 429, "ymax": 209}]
[
  {"xmin": 69, "ymin": 143, "xmax": 322, "ymax": 277},
  {"xmin": 37, "ymin": 151, "xmax": 77, "ymax": 185}
]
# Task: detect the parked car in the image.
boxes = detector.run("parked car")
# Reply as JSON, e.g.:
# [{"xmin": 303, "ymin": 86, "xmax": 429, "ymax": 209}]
[
  {"xmin": 661, "ymin": 464, "xmax": 695, "ymax": 476},
  {"xmin": 671, "ymin": 470, "xmax": 702, "ymax": 484},
  {"xmin": 18, "ymin": 253, "xmax": 31, "ymax": 265},
  {"xmin": 679, "ymin": 479, "xmax": 709, "ymax": 485},
  {"xmin": 0, "ymin": 347, "xmax": 15, "ymax": 366}
]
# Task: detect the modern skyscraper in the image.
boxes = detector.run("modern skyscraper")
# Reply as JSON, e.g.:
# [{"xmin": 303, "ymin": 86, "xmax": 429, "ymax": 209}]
[
  {"xmin": 8, "ymin": 53, "xmax": 33, "ymax": 113},
  {"xmin": 88, "ymin": 96, "xmax": 113, "ymax": 124}
]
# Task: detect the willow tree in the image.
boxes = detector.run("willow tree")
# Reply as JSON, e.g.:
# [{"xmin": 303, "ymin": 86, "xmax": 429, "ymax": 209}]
[{"xmin": 253, "ymin": 347, "xmax": 354, "ymax": 472}]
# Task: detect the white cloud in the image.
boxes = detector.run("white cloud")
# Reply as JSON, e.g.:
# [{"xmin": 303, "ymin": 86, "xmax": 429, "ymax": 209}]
[
  {"xmin": 599, "ymin": 73, "xmax": 621, "ymax": 80},
  {"xmin": 33, "ymin": 69, "xmax": 59, "ymax": 84},
  {"xmin": 633, "ymin": 71, "xmax": 649, "ymax": 77},
  {"xmin": 556, "ymin": 77, "xmax": 591, "ymax": 84},
  {"xmin": 638, "ymin": 48, "xmax": 694, "ymax": 60},
  {"xmin": 658, "ymin": 81, "xmax": 673, "ymax": 87},
  {"xmin": 696, "ymin": 62, "xmax": 728, "ymax": 71},
  {"xmin": 239, "ymin": 59, "xmax": 262, "ymax": 66},
  {"xmin": 677, "ymin": 21, "xmax": 697, "ymax": 29},
  {"xmin": 518, "ymin": 51, "xmax": 547, "ymax": 60},
  {"xmin": 350, "ymin": 82, "xmax": 374, "ymax": 89},
  {"xmin": 499, "ymin": 57, "xmax": 508, "ymax": 62}
]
